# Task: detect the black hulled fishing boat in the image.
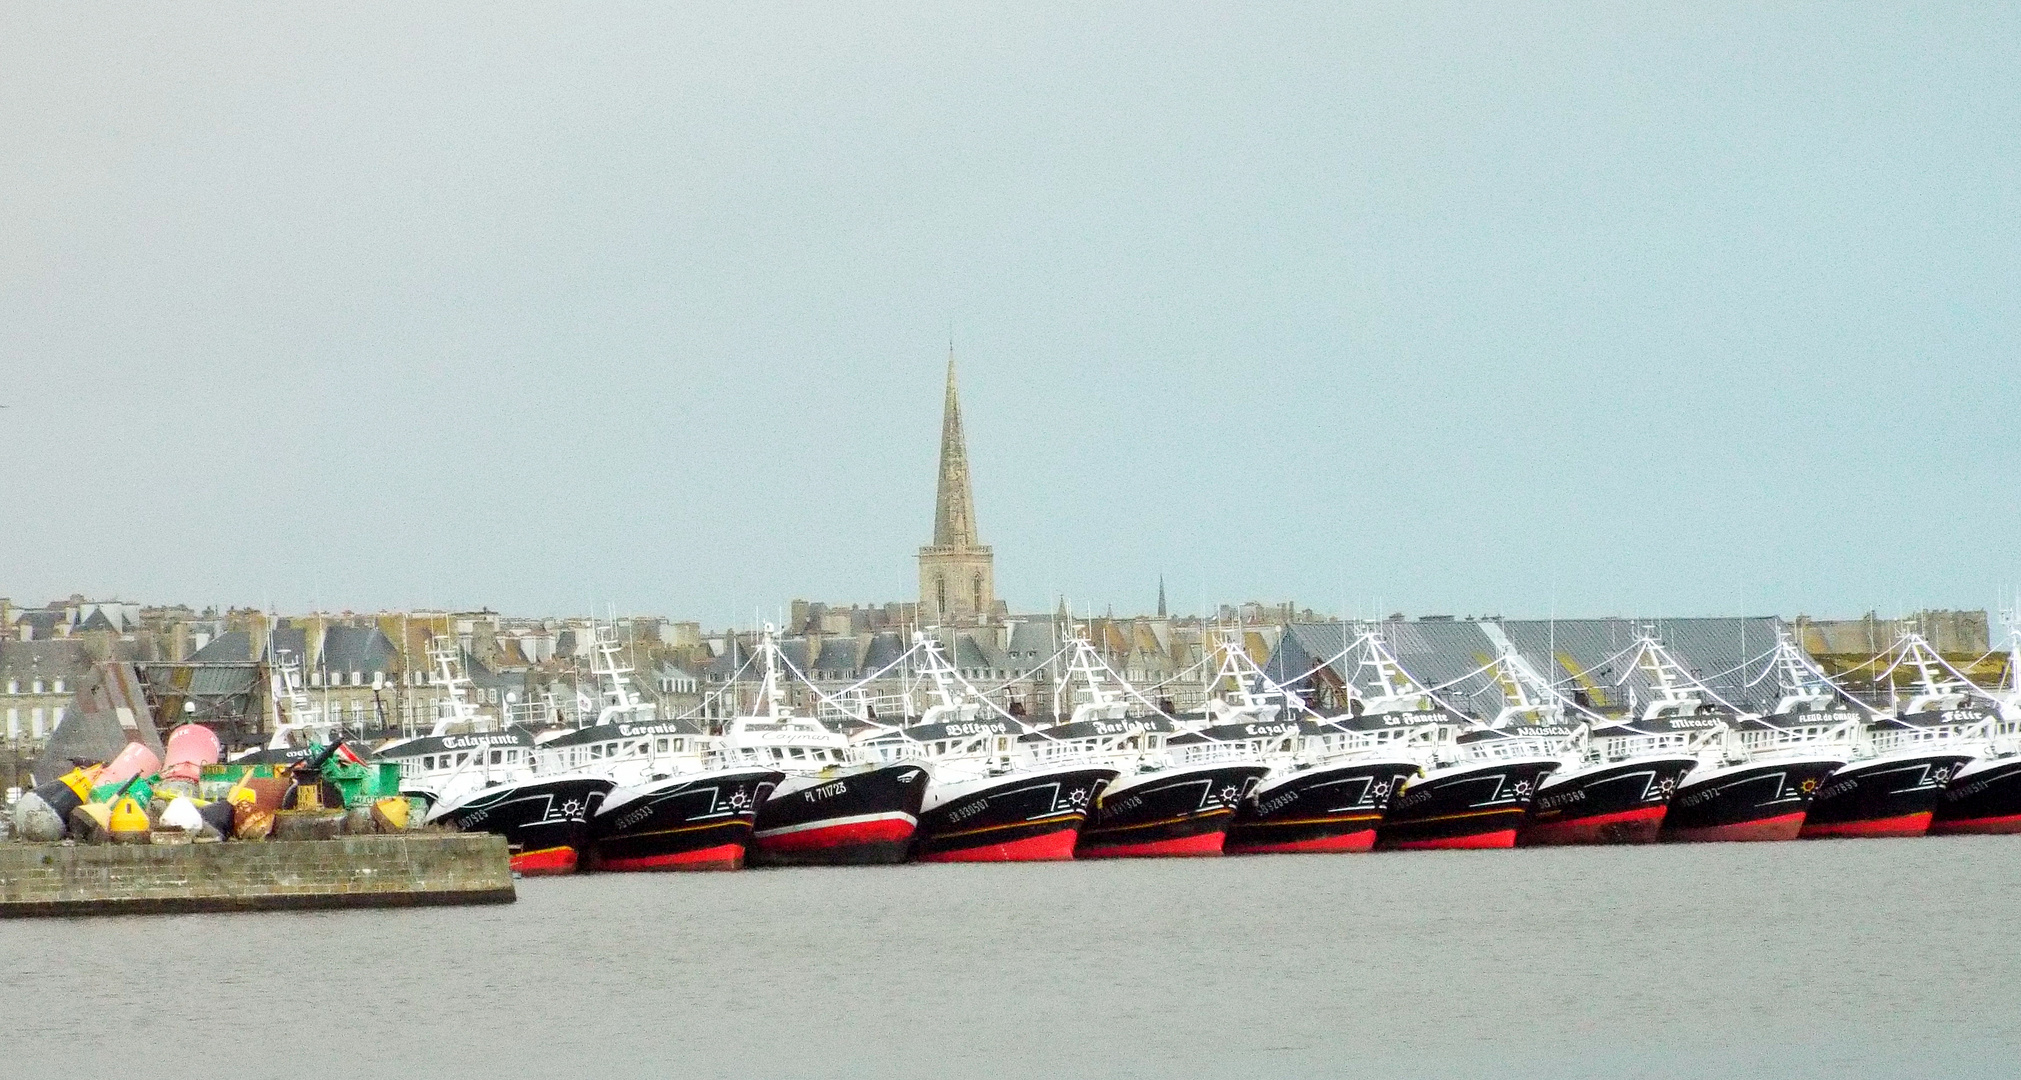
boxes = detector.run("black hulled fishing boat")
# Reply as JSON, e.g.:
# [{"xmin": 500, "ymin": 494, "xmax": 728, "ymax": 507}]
[
  {"xmin": 721, "ymin": 629, "xmax": 930, "ymax": 866},
  {"xmin": 391, "ymin": 726, "xmax": 612, "ymax": 876},
  {"xmin": 1932, "ymin": 619, "xmax": 2021, "ymax": 835},
  {"xmin": 1186, "ymin": 635, "xmax": 1419, "ymax": 855},
  {"xmin": 557, "ymin": 624, "xmax": 783, "ymax": 871},
  {"xmin": 1075, "ymin": 748, "xmax": 1261, "ymax": 861},
  {"xmin": 377, "ymin": 640, "xmax": 609, "ymax": 874},
  {"xmin": 857, "ymin": 635, "xmax": 1115, "ymax": 862},
  {"xmin": 752, "ymin": 761, "xmax": 929, "ymax": 865},
  {"xmin": 1273, "ymin": 632, "xmax": 1559, "ymax": 852},
  {"xmin": 588, "ymin": 767, "xmax": 782, "ymax": 870},
  {"xmin": 1378, "ymin": 724, "xmax": 1564, "ymax": 850},
  {"xmin": 433, "ymin": 770, "xmax": 615, "ymax": 875},
  {"xmin": 1802, "ymin": 635, "xmax": 1987, "ymax": 839},
  {"xmin": 1522, "ymin": 716, "xmax": 1708, "ymax": 845},
  {"xmin": 1660, "ymin": 638, "xmax": 1854, "ymax": 843},
  {"xmin": 893, "ymin": 717, "xmax": 1113, "ymax": 863},
  {"xmin": 1227, "ymin": 738, "xmax": 1420, "ymax": 853},
  {"xmin": 1027, "ymin": 634, "xmax": 1265, "ymax": 858},
  {"xmin": 1519, "ymin": 639, "xmax": 1717, "ymax": 846},
  {"xmin": 1934, "ymin": 750, "xmax": 2021, "ymax": 834}
]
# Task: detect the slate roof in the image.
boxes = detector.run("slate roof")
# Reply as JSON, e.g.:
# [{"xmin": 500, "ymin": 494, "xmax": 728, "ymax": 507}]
[
  {"xmin": 318, "ymin": 625, "xmax": 399, "ymax": 675},
  {"xmin": 811, "ymin": 637, "xmax": 860, "ymax": 676},
  {"xmin": 1270, "ymin": 616, "xmax": 1798, "ymax": 718},
  {"xmin": 0, "ymin": 639, "xmax": 94, "ymax": 683},
  {"xmin": 189, "ymin": 630, "xmax": 253, "ymax": 662}
]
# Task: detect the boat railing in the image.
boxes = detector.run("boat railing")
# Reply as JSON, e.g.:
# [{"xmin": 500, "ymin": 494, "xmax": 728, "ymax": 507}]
[
  {"xmin": 1462, "ymin": 735, "xmax": 1565, "ymax": 762},
  {"xmin": 816, "ymin": 692, "xmax": 913, "ymax": 728},
  {"xmin": 1592, "ymin": 732, "xmax": 1697, "ymax": 762},
  {"xmin": 1869, "ymin": 722, "xmax": 1987, "ymax": 756},
  {"xmin": 1735, "ymin": 724, "xmax": 1855, "ymax": 756},
  {"xmin": 1020, "ymin": 734, "xmax": 1142, "ymax": 768},
  {"xmin": 1170, "ymin": 740, "xmax": 1273, "ymax": 767}
]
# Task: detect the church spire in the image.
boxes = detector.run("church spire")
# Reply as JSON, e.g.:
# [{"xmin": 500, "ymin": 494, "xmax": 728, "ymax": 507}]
[
  {"xmin": 932, "ymin": 348, "xmax": 980, "ymax": 549},
  {"xmin": 919, "ymin": 346, "xmax": 995, "ymax": 626}
]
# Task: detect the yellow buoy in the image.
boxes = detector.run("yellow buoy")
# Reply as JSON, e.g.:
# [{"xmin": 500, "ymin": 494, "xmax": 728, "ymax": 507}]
[
  {"xmin": 108, "ymin": 796, "xmax": 151, "ymax": 844},
  {"xmin": 370, "ymin": 796, "xmax": 411, "ymax": 833},
  {"xmin": 70, "ymin": 802, "xmax": 114, "ymax": 843},
  {"xmin": 57, "ymin": 766, "xmax": 100, "ymax": 803}
]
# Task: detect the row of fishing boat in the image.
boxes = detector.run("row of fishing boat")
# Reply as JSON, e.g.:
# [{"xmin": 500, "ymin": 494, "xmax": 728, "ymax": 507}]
[{"xmin": 349, "ymin": 621, "xmax": 2021, "ymax": 875}]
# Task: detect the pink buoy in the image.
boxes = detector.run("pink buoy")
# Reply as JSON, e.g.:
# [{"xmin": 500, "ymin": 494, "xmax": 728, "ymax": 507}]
[
  {"xmin": 161, "ymin": 724, "xmax": 222, "ymax": 783},
  {"xmin": 97, "ymin": 741, "xmax": 163, "ymax": 789}
]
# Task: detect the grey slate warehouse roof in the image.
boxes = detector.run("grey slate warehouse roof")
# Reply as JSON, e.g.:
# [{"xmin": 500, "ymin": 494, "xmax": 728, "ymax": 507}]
[{"xmin": 1269, "ymin": 616, "xmax": 1796, "ymax": 718}]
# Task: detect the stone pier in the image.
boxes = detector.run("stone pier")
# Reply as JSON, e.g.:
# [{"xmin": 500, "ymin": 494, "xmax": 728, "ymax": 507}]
[{"xmin": 0, "ymin": 833, "xmax": 515, "ymax": 917}]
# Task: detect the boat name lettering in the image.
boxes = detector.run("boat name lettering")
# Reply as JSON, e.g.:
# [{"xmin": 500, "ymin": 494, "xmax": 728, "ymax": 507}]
[
  {"xmin": 441, "ymin": 736, "xmax": 514, "ymax": 750},
  {"xmin": 1256, "ymin": 789, "xmax": 1298, "ymax": 815},
  {"xmin": 946, "ymin": 798, "xmax": 990, "ymax": 824},
  {"xmin": 803, "ymin": 780, "xmax": 849, "ymax": 803},
  {"xmin": 617, "ymin": 724, "xmax": 685, "ymax": 737},
  {"xmin": 1537, "ymin": 788, "xmax": 1586, "ymax": 810},
  {"xmin": 941, "ymin": 723, "xmax": 1000, "ymax": 736}
]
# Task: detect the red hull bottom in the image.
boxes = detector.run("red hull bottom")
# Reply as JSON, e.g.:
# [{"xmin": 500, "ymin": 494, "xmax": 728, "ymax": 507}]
[
  {"xmin": 511, "ymin": 846, "xmax": 579, "ymax": 876},
  {"xmin": 1226, "ymin": 829, "xmax": 1378, "ymax": 855},
  {"xmin": 1930, "ymin": 812, "xmax": 2021, "ymax": 836},
  {"xmin": 1077, "ymin": 830, "xmax": 1225, "ymax": 859},
  {"xmin": 595, "ymin": 842, "xmax": 746, "ymax": 872},
  {"xmin": 1800, "ymin": 811, "xmax": 1933, "ymax": 839},
  {"xmin": 1384, "ymin": 828, "xmax": 1518, "ymax": 851},
  {"xmin": 755, "ymin": 816, "xmax": 916, "ymax": 854},
  {"xmin": 1665, "ymin": 811, "xmax": 1805, "ymax": 843},
  {"xmin": 1520, "ymin": 805, "xmax": 1667, "ymax": 847},
  {"xmin": 919, "ymin": 827, "xmax": 1080, "ymax": 863}
]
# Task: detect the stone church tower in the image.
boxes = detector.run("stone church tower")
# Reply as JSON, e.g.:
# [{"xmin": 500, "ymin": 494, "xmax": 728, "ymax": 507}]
[{"xmin": 918, "ymin": 352, "xmax": 995, "ymax": 626}]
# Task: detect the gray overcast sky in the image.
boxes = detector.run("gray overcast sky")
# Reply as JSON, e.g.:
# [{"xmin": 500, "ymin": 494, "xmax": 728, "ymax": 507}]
[{"xmin": 2, "ymin": 4, "xmax": 2017, "ymax": 626}]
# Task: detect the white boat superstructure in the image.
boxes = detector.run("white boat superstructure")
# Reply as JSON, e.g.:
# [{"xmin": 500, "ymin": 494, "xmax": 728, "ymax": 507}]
[
  {"xmin": 527, "ymin": 623, "xmax": 719, "ymax": 787},
  {"xmin": 1025, "ymin": 632, "xmax": 1178, "ymax": 774},
  {"xmin": 373, "ymin": 637, "xmax": 533, "ymax": 808},
  {"xmin": 228, "ymin": 648, "xmax": 341, "ymax": 763},
  {"xmin": 715, "ymin": 625, "xmax": 857, "ymax": 772}
]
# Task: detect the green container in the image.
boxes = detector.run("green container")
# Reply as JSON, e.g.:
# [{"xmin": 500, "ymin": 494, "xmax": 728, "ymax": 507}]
[
  {"xmin": 200, "ymin": 754, "xmax": 401, "ymax": 807},
  {"xmin": 322, "ymin": 761, "xmax": 402, "ymax": 806},
  {"xmin": 89, "ymin": 778, "xmax": 155, "ymax": 807}
]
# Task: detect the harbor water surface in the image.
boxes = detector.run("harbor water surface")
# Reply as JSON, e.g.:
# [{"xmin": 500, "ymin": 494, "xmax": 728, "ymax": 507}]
[{"xmin": 11, "ymin": 836, "xmax": 2019, "ymax": 1078}]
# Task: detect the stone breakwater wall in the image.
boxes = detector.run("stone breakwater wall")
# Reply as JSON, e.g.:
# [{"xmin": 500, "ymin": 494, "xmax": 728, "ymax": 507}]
[{"xmin": 0, "ymin": 834, "xmax": 515, "ymax": 917}]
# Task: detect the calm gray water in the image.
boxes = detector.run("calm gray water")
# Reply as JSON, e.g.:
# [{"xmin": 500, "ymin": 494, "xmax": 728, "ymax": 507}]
[{"xmin": 8, "ymin": 836, "xmax": 2019, "ymax": 1078}]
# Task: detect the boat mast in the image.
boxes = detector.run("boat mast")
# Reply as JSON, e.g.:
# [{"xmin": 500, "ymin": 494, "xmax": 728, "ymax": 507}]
[{"xmin": 426, "ymin": 635, "xmax": 486, "ymax": 736}]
